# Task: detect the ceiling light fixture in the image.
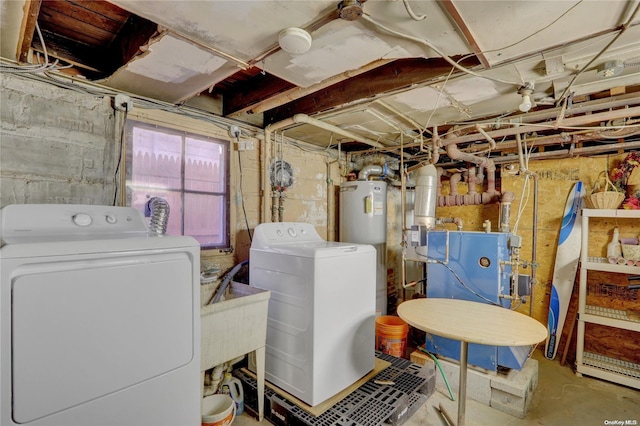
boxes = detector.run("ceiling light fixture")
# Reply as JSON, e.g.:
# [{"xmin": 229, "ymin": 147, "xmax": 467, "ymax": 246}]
[
  {"xmin": 278, "ymin": 27, "xmax": 312, "ymax": 54},
  {"xmin": 518, "ymin": 83, "xmax": 535, "ymax": 113}
]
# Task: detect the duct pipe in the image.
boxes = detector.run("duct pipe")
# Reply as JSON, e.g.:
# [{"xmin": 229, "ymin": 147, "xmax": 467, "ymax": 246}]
[
  {"xmin": 414, "ymin": 164, "xmax": 438, "ymax": 229},
  {"xmin": 359, "ymin": 164, "xmax": 383, "ymax": 180},
  {"xmin": 359, "ymin": 163, "xmax": 398, "ymax": 181},
  {"xmin": 145, "ymin": 197, "xmax": 170, "ymax": 235}
]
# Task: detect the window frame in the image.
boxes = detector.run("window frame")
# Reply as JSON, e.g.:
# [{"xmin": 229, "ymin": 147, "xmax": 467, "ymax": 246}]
[{"xmin": 124, "ymin": 119, "xmax": 231, "ymax": 249}]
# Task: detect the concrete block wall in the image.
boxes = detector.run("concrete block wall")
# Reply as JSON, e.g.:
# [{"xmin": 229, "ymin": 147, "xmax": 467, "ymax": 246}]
[{"xmin": 0, "ymin": 73, "xmax": 117, "ymax": 207}]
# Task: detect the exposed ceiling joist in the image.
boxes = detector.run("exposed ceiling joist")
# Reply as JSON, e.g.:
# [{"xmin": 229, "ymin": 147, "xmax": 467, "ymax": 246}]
[
  {"xmin": 438, "ymin": 0, "xmax": 491, "ymax": 68},
  {"xmin": 17, "ymin": 0, "xmax": 41, "ymax": 63},
  {"xmin": 264, "ymin": 56, "xmax": 481, "ymax": 124}
]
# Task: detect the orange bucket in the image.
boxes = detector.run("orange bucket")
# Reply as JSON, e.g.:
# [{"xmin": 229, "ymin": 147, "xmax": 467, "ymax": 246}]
[{"xmin": 375, "ymin": 315, "xmax": 409, "ymax": 358}]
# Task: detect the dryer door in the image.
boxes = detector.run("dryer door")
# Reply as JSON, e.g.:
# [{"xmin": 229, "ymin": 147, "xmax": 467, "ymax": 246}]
[{"xmin": 10, "ymin": 251, "xmax": 194, "ymax": 423}]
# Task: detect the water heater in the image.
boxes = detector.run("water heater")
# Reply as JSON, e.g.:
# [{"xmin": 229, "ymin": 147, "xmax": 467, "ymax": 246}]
[
  {"xmin": 339, "ymin": 180, "xmax": 387, "ymax": 244},
  {"xmin": 339, "ymin": 180, "xmax": 387, "ymax": 315}
]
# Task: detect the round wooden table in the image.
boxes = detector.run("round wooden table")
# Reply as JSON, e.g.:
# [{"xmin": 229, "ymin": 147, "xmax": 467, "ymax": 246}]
[{"xmin": 397, "ymin": 298, "xmax": 547, "ymax": 426}]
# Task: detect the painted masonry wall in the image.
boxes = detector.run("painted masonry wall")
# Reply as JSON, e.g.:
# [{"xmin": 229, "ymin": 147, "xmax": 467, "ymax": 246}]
[
  {"xmin": 2, "ymin": 73, "xmax": 638, "ymax": 361},
  {"xmin": 0, "ymin": 74, "xmax": 117, "ymax": 205},
  {"xmin": 0, "ymin": 73, "xmax": 340, "ymax": 306}
]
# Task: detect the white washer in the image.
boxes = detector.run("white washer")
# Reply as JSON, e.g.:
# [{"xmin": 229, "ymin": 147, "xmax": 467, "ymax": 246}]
[
  {"xmin": 0, "ymin": 204, "xmax": 201, "ymax": 426},
  {"xmin": 249, "ymin": 222, "xmax": 375, "ymax": 406}
]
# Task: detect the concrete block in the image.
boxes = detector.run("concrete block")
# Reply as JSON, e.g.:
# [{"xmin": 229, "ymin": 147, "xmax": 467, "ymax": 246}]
[
  {"xmin": 410, "ymin": 351, "xmax": 492, "ymax": 406},
  {"xmin": 490, "ymin": 358, "xmax": 538, "ymax": 398},
  {"xmin": 489, "ymin": 359, "xmax": 538, "ymax": 418},
  {"xmin": 410, "ymin": 351, "xmax": 539, "ymax": 419}
]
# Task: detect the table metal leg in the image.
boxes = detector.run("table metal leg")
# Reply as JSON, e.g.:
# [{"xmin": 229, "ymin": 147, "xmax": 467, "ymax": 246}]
[{"xmin": 458, "ymin": 341, "xmax": 468, "ymax": 426}]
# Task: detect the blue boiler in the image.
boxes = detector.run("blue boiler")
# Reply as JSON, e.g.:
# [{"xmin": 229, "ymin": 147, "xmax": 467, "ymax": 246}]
[{"xmin": 422, "ymin": 231, "xmax": 530, "ymax": 371}]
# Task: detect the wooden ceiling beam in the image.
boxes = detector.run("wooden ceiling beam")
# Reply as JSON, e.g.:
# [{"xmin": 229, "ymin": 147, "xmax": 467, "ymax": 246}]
[
  {"xmin": 17, "ymin": 0, "xmax": 42, "ymax": 63},
  {"xmin": 263, "ymin": 56, "xmax": 480, "ymax": 125},
  {"xmin": 438, "ymin": 0, "xmax": 491, "ymax": 69}
]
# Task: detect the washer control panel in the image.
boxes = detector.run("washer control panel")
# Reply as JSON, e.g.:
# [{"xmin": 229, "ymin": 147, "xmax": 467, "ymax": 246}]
[{"xmin": 251, "ymin": 222, "xmax": 322, "ymax": 248}]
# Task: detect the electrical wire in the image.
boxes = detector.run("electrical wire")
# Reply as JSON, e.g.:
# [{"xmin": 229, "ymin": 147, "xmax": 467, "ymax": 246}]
[
  {"xmin": 360, "ymin": 14, "xmax": 524, "ymax": 86},
  {"xmin": 237, "ymin": 148, "xmax": 252, "ymax": 242},
  {"xmin": 478, "ymin": 0, "xmax": 584, "ymax": 55},
  {"xmin": 0, "ymin": 22, "xmax": 72, "ymax": 74},
  {"xmin": 555, "ymin": 2, "xmax": 640, "ymax": 105},
  {"xmin": 402, "ymin": 0, "xmax": 426, "ymax": 21},
  {"xmin": 112, "ymin": 109, "xmax": 128, "ymax": 206},
  {"xmin": 414, "ymin": 252, "xmax": 502, "ymax": 307}
]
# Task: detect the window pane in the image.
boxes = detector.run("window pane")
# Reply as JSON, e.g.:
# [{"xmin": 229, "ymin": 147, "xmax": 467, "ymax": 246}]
[
  {"xmin": 185, "ymin": 137, "xmax": 226, "ymax": 193},
  {"xmin": 131, "ymin": 126, "xmax": 182, "ymax": 190},
  {"xmin": 184, "ymin": 193, "xmax": 226, "ymax": 246},
  {"xmin": 130, "ymin": 191, "xmax": 183, "ymax": 236}
]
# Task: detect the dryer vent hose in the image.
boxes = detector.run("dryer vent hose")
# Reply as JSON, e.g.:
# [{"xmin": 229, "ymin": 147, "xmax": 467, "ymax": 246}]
[{"xmin": 146, "ymin": 197, "xmax": 170, "ymax": 235}]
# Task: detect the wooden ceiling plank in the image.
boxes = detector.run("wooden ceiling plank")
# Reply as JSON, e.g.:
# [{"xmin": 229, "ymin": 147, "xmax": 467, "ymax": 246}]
[
  {"xmin": 438, "ymin": 0, "xmax": 491, "ymax": 69},
  {"xmin": 68, "ymin": 0, "xmax": 130, "ymax": 23},
  {"xmin": 264, "ymin": 56, "xmax": 480, "ymax": 124},
  {"xmin": 40, "ymin": 1, "xmax": 126, "ymax": 35},
  {"xmin": 38, "ymin": 9, "xmax": 117, "ymax": 46},
  {"xmin": 17, "ymin": 0, "xmax": 42, "ymax": 63}
]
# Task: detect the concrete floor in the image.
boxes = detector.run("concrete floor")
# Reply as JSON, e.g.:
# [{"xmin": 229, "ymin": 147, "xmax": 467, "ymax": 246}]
[{"xmin": 233, "ymin": 349, "xmax": 639, "ymax": 426}]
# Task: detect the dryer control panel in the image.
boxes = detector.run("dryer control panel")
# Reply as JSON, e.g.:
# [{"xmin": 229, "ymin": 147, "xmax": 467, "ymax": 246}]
[{"xmin": 0, "ymin": 204, "xmax": 148, "ymax": 243}]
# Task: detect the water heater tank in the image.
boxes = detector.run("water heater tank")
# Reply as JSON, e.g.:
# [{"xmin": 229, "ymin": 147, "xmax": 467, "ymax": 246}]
[{"xmin": 339, "ymin": 180, "xmax": 387, "ymax": 244}]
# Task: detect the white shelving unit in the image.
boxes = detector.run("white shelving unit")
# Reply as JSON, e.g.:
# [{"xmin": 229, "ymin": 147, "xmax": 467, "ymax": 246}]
[{"xmin": 576, "ymin": 209, "xmax": 640, "ymax": 389}]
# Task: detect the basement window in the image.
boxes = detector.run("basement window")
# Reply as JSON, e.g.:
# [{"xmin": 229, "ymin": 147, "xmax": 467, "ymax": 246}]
[{"xmin": 125, "ymin": 120, "xmax": 230, "ymax": 249}]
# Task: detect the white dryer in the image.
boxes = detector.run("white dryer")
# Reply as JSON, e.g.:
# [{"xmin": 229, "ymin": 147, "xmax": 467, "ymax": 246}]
[
  {"xmin": 249, "ymin": 222, "xmax": 376, "ymax": 406},
  {"xmin": 0, "ymin": 204, "xmax": 201, "ymax": 426}
]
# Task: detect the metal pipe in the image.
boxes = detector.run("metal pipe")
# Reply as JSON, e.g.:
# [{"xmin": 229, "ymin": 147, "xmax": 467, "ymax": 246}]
[
  {"xmin": 265, "ymin": 114, "xmax": 384, "ymax": 148},
  {"xmin": 476, "ymin": 124, "xmax": 497, "ymax": 150},
  {"xmin": 166, "ymin": 29, "xmax": 250, "ymax": 70},
  {"xmin": 491, "ymin": 140, "xmax": 640, "ymax": 164},
  {"xmin": 529, "ymin": 171, "xmax": 539, "ymax": 317},
  {"xmin": 515, "ymin": 132, "xmax": 526, "ymax": 172},
  {"xmin": 441, "ymin": 105, "xmax": 640, "ymax": 146},
  {"xmin": 373, "ymin": 100, "xmax": 432, "ymax": 136},
  {"xmin": 327, "ymin": 161, "xmax": 335, "ymax": 241}
]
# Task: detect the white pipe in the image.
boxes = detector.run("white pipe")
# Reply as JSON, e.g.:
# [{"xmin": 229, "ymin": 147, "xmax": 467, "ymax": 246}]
[
  {"xmin": 265, "ymin": 114, "xmax": 384, "ymax": 148},
  {"xmin": 476, "ymin": 125, "xmax": 497, "ymax": 150}
]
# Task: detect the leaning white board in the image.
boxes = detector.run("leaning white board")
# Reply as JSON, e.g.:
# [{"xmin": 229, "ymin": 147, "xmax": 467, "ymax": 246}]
[{"xmin": 545, "ymin": 181, "xmax": 584, "ymax": 360}]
